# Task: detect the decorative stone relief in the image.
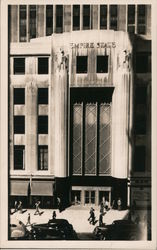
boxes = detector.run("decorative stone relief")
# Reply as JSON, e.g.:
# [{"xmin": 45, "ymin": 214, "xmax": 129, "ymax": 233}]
[
  {"xmin": 54, "ymin": 49, "xmax": 69, "ymax": 72},
  {"xmin": 117, "ymin": 50, "xmax": 131, "ymax": 70}
]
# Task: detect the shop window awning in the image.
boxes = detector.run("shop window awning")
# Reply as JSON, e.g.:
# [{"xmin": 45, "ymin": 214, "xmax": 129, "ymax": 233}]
[
  {"xmin": 31, "ymin": 181, "xmax": 53, "ymax": 196},
  {"xmin": 10, "ymin": 180, "xmax": 29, "ymax": 196}
]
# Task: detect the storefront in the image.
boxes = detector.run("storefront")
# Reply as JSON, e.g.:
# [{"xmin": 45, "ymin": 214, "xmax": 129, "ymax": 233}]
[{"xmin": 10, "ymin": 179, "xmax": 54, "ymax": 208}]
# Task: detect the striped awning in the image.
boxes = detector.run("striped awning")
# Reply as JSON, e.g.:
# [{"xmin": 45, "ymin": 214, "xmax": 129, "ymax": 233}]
[
  {"xmin": 31, "ymin": 181, "xmax": 53, "ymax": 196},
  {"xmin": 10, "ymin": 180, "xmax": 29, "ymax": 196}
]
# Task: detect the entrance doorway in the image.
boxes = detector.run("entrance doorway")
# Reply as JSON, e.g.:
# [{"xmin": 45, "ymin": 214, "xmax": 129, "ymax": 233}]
[
  {"xmin": 99, "ymin": 191, "xmax": 110, "ymax": 205},
  {"xmin": 85, "ymin": 191, "xmax": 95, "ymax": 205},
  {"xmin": 70, "ymin": 88, "xmax": 113, "ymax": 177},
  {"xmin": 71, "ymin": 190, "xmax": 81, "ymax": 205}
]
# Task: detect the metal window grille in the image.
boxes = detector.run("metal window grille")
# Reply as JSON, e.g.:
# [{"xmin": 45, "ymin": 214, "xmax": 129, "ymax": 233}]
[
  {"xmin": 84, "ymin": 104, "xmax": 97, "ymax": 175},
  {"xmin": 99, "ymin": 104, "xmax": 111, "ymax": 175},
  {"xmin": 72, "ymin": 101, "xmax": 111, "ymax": 176},
  {"xmin": 72, "ymin": 103, "xmax": 83, "ymax": 175}
]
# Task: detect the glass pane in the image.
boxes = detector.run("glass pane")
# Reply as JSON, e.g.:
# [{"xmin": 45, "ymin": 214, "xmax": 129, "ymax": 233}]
[
  {"xmin": 128, "ymin": 5, "xmax": 135, "ymax": 24},
  {"xmin": 99, "ymin": 104, "xmax": 111, "ymax": 175},
  {"xmin": 29, "ymin": 5, "xmax": 36, "ymax": 39},
  {"xmin": 72, "ymin": 103, "xmax": 83, "ymax": 175},
  {"xmin": 91, "ymin": 191, "xmax": 95, "ymax": 204},
  {"xmin": 73, "ymin": 5, "xmax": 80, "ymax": 30},
  {"xmin": 110, "ymin": 5, "xmax": 117, "ymax": 30},
  {"xmin": 46, "ymin": 5, "xmax": 53, "ymax": 35},
  {"xmin": 19, "ymin": 5, "xmax": 27, "ymax": 42},
  {"xmin": 14, "ymin": 146, "xmax": 25, "ymax": 170},
  {"xmin": 83, "ymin": 5, "xmax": 90, "ymax": 29},
  {"xmin": 84, "ymin": 104, "xmax": 97, "ymax": 175},
  {"xmin": 85, "ymin": 191, "xmax": 89, "ymax": 203},
  {"xmin": 100, "ymin": 5, "xmax": 107, "ymax": 29}
]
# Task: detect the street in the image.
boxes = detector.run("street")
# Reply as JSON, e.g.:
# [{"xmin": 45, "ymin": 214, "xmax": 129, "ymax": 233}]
[{"xmin": 10, "ymin": 205, "xmax": 139, "ymax": 240}]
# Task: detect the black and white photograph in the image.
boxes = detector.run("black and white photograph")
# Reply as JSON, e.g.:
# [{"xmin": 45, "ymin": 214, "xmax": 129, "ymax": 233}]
[{"xmin": 0, "ymin": 0, "xmax": 157, "ymax": 249}]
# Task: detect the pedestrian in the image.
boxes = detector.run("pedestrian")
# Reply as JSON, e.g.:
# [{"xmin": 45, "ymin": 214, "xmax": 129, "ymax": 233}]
[
  {"xmin": 88, "ymin": 207, "xmax": 95, "ymax": 225},
  {"xmin": 14, "ymin": 200, "xmax": 18, "ymax": 213},
  {"xmin": 26, "ymin": 213, "xmax": 31, "ymax": 226},
  {"xmin": 74, "ymin": 195, "xmax": 78, "ymax": 205},
  {"xmin": 99, "ymin": 213, "xmax": 103, "ymax": 226},
  {"xmin": 100, "ymin": 203, "xmax": 104, "ymax": 214},
  {"xmin": 57, "ymin": 197, "xmax": 62, "ymax": 212},
  {"xmin": 34, "ymin": 201, "xmax": 40, "ymax": 215},
  {"xmin": 111, "ymin": 200, "xmax": 115, "ymax": 209},
  {"xmin": 52, "ymin": 211, "xmax": 56, "ymax": 219},
  {"xmin": 105, "ymin": 199, "xmax": 109, "ymax": 211},
  {"xmin": 117, "ymin": 197, "xmax": 122, "ymax": 211},
  {"xmin": 17, "ymin": 201, "xmax": 23, "ymax": 213}
]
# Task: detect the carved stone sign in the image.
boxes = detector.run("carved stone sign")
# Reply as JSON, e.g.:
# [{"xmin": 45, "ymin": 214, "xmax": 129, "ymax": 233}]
[{"xmin": 70, "ymin": 42, "xmax": 116, "ymax": 49}]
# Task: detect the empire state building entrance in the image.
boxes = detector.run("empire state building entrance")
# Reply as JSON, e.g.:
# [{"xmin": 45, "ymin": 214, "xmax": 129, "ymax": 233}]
[{"xmin": 70, "ymin": 88, "xmax": 113, "ymax": 206}]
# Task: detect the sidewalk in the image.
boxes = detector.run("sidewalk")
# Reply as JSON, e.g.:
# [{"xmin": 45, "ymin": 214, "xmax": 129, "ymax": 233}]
[{"xmin": 11, "ymin": 206, "xmax": 129, "ymax": 233}]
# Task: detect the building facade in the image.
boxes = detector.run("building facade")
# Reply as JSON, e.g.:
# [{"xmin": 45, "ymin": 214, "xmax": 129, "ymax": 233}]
[{"xmin": 8, "ymin": 4, "xmax": 151, "ymax": 210}]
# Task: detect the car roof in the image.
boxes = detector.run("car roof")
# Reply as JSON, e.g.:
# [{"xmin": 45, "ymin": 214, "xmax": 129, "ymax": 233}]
[
  {"xmin": 48, "ymin": 219, "xmax": 69, "ymax": 224},
  {"xmin": 33, "ymin": 219, "xmax": 70, "ymax": 228},
  {"xmin": 113, "ymin": 220, "xmax": 135, "ymax": 225}
]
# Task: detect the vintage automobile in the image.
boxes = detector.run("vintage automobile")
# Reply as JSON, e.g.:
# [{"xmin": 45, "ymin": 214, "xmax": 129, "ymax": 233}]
[
  {"xmin": 30, "ymin": 219, "xmax": 78, "ymax": 240},
  {"xmin": 10, "ymin": 218, "xmax": 30, "ymax": 240},
  {"xmin": 93, "ymin": 219, "xmax": 142, "ymax": 240}
]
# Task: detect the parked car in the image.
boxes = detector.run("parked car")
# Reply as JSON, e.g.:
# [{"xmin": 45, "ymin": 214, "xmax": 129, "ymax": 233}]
[
  {"xmin": 30, "ymin": 219, "xmax": 78, "ymax": 240},
  {"xmin": 93, "ymin": 219, "xmax": 141, "ymax": 240},
  {"xmin": 10, "ymin": 218, "xmax": 30, "ymax": 240}
]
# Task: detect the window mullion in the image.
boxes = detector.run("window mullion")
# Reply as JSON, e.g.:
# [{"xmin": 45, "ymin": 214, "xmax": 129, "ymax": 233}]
[
  {"xmin": 107, "ymin": 5, "xmax": 109, "ymax": 30},
  {"xmin": 23, "ymin": 147, "xmax": 25, "ymax": 170},
  {"xmin": 82, "ymin": 102, "xmax": 85, "ymax": 176},
  {"xmin": 95, "ymin": 102, "xmax": 98, "ymax": 176},
  {"xmin": 135, "ymin": 5, "xmax": 138, "ymax": 34}
]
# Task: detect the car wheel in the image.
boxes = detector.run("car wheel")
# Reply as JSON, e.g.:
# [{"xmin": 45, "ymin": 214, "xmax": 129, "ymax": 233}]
[{"xmin": 100, "ymin": 235, "xmax": 106, "ymax": 240}]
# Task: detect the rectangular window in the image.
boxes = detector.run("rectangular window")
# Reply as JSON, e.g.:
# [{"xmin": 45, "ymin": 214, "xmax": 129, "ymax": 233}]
[
  {"xmin": 14, "ymin": 88, "xmax": 25, "ymax": 105},
  {"xmin": 29, "ymin": 5, "xmax": 36, "ymax": 39},
  {"xmin": 56, "ymin": 5, "xmax": 63, "ymax": 33},
  {"xmin": 134, "ymin": 146, "xmax": 146, "ymax": 172},
  {"xmin": 73, "ymin": 5, "xmax": 80, "ymax": 30},
  {"xmin": 38, "ymin": 146, "xmax": 48, "ymax": 170},
  {"xmin": 38, "ymin": 88, "xmax": 48, "ymax": 104},
  {"xmin": 136, "ymin": 53, "xmax": 151, "ymax": 73},
  {"xmin": 135, "ymin": 86, "xmax": 147, "ymax": 104},
  {"xmin": 76, "ymin": 56, "xmax": 88, "ymax": 74},
  {"xmin": 110, "ymin": 5, "xmax": 117, "ymax": 30},
  {"xmin": 14, "ymin": 58, "xmax": 25, "ymax": 75},
  {"xmin": 134, "ymin": 104, "xmax": 146, "ymax": 134},
  {"xmin": 97, "ymin": 56, "xmax": 108, "ymax": 73},
  {"xmin": 38, "ymin": 57, "xmax": 49, "ymax": 74},
  {"xmin": 38, "ymin": 116, "xmax": 48, "ymax": 134},
  {"xmin": 19, "ymin": 5, "xmax": 27, "ymax": 42},
  {"xmin": 134, "ymin": 86, "xmax": 147, "ymax": 135},
  {"xmin": 14, "ymin": 116, "xmax": 25, "ymax": 134},
  {"xmin": 83, "ymin": 5, "xmax": 90, "ymax": 30},
  {"xmin": 137, "ymin": 5, "xmax": 146, "ymax": 34},
  {"xmin": 100, "ymin": 5, "xmax": 107, "ymax": 29},
  {"xmin": 14, "ymin": 145, "xmax": 25, "ymax": 170},
  {"xmin": 127, "ymin": 5, "xmax": 135, "ymax": 33},
  {"xmin": 46, "ymin": 5, "xmax": 53, "ymax": 36}
]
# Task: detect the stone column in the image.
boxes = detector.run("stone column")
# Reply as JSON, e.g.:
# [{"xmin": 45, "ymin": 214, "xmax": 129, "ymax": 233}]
[
  {"xmin": 52, "ymin": 47, "xmax": 69, "ymax": 178},
  {"xmin": 111, "ymin": 50, "xmax": 132, "ymax": 179},
  {"xmin": 9, "ymin": 85, "xmax": 14, "ymax": 171},
  {"xmin": 26, "ymin": 81, "xmax": 38, "ymax": 173}
]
